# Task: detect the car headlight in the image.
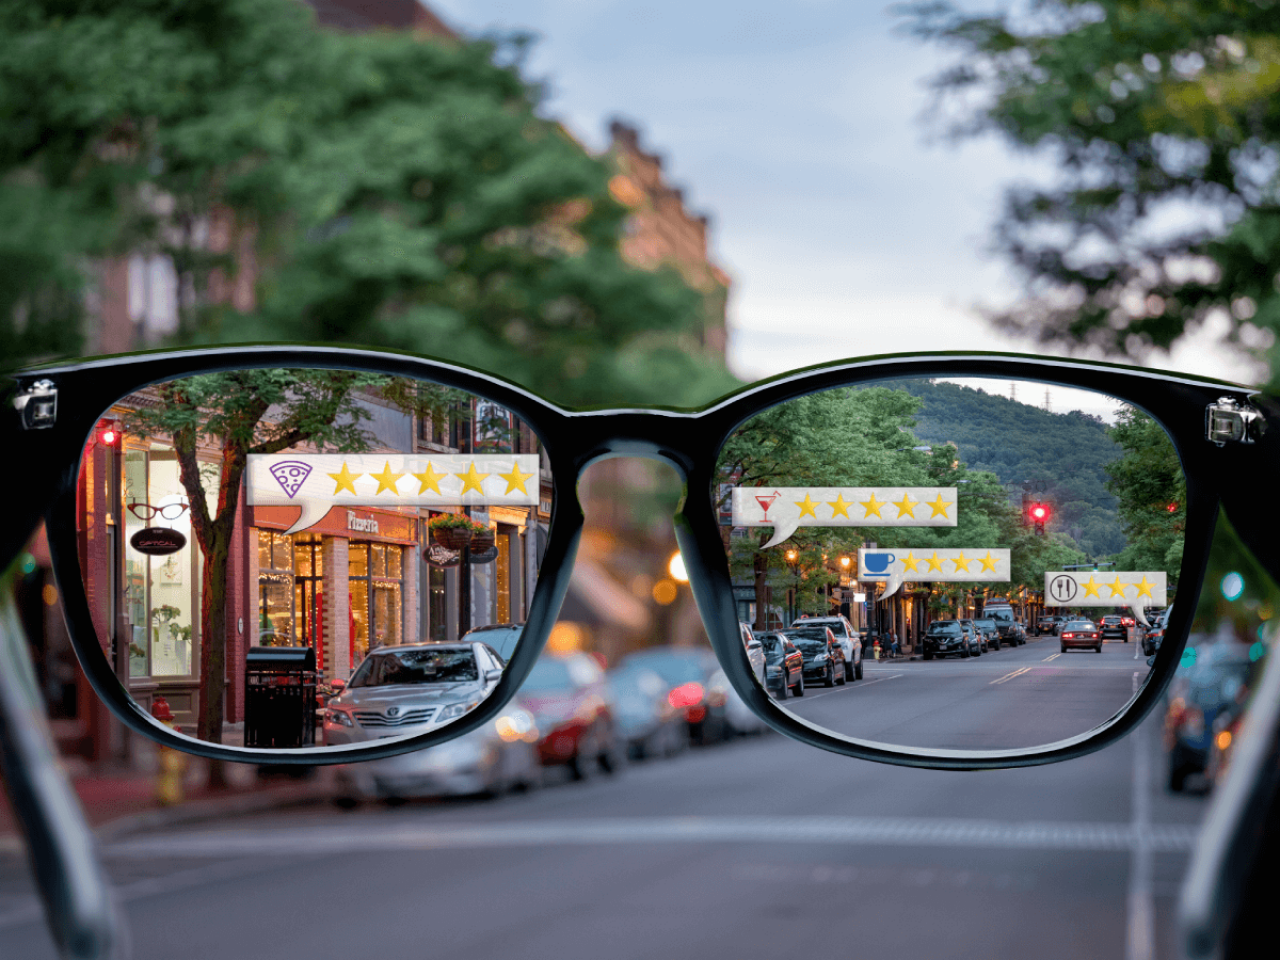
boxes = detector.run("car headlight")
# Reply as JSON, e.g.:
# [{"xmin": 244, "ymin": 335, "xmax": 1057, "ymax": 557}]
[
  {"xmin": 326, "ymin": 708, "xmax": 354, "ymax": 728},
  {"xmin": 813, "ymin": 653, "xmax": 828, "ymax": 662},
  {"xmin": 438, "ymin": 699, "xmax": 481, "ymax": 722}
]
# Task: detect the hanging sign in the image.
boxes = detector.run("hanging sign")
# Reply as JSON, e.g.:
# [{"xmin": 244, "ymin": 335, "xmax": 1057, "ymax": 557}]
[
  {"xmin": 129, "ymin": 527, "xmax": 187, "ymax": 556},
  {"xmin": 423, "ymin": 543, "xmax": 461, "ymax": 568},
  {"xmin": 732, "ymin": 487, "xmax": 957, "ymax": 549}
]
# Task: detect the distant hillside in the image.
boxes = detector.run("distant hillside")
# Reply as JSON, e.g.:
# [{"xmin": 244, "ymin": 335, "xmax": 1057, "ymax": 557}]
[{"xmin": 875, "ymin": 378, "xmax": 1126, "ymax": 558}]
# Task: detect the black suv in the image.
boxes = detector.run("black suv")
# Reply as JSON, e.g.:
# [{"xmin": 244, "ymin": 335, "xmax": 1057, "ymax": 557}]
[
  {"xmin": 923, "ymin": 620, "xmax": 973, "ymax": 660},
  {"xmin": 1099, "ymin": 615, "xmax": 1127, "ymax": 641}
]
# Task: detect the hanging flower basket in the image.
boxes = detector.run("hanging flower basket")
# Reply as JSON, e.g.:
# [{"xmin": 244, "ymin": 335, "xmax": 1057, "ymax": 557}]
[
  {"xmin": 429, "ymin": 514, "xmax": 486, "ymax": 551},
  {"xmin": 469, "ymin": 528, "xmax": 496, "ymax": 553}
]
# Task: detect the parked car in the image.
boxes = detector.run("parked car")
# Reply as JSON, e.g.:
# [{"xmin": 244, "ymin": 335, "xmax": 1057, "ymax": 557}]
[
  {"xmin": 922, "ymin": 620, "xmax": 973, "ymax": 660},
  {"xmin": 708, "ymin": 669, "xmax": 771, "ymax": 736},
  {"xmin": 1099, "ymin": 615, "xmax": 1127, "ymax": 641},
  {"xmin": 333, "ymin": 705, "xmax": 541, "ymax": 804},
  {"xmin": 1142, "ymin": 608, "xmax": 1171, "ymax": 656},
  {"xmin": 973, "ymin": 617, "xmax": 1002, "ymax": 651},
  {"xmin": 1165, "ymin": 642, "xmax": 1254, "ymax": 792},
  {"xmin": 783, "ymin": 624, "xmax": 848, "ymax": 686},
  {"xmin": 759, "ymin": 632, "xmax": 805, "ymax": 698},
  {"xmin": 982, "ymin": 604, "xmax": 1024, "ymax": 645},
  {"xmin": 460, "ymin": 622, "xmax": 523, "ymax": 663},
  {"xmin": 792, "ymin": 615, "xmax": 863, "ymax": 679},
  {"xmin": 741, "ymin": 622, "xmax": 767, "ymax": 687},
  {"xmin": 1060, "ymin": 619, "xmax": 1102, "ymax": 653},
  {"xmin": 323, "ymin": 642, "xmax": 505, "ymax": 747},
  {"xmin": 959, "ymin": 619, "xmax": 986, "ymax": 655},
  {"xmin": 1037, "ymin": 616, "xmax": 1061, "ymax": 636},
  {"xmin": 606, "ymin": 664, "xmax": 686, "ymax": 761},
  {"xmin": 621, "ymin": 646, "xmax": 728, "ymax": 744},
  {"xmin": 516, "ymin": 652, "xmax": 623, "ymax": 780}
]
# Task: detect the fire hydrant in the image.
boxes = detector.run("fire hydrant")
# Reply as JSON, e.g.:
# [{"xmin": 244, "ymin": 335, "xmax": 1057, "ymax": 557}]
[
  {"xmin": 873, "ymin": 640, "xmax": 881, "ymax": 661},
  {"xmin": 151, "ymin": 696, "xmax": 187, "ymax": 806}
]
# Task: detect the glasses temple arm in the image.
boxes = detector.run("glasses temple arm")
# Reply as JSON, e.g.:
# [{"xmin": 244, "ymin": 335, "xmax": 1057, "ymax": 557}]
[{"xmin": 0, "ymin": 564, "xmax": 125, "ymax": 959}]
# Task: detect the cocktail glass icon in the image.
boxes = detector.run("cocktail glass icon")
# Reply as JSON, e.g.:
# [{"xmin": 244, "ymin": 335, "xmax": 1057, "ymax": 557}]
[{"xmin": 755, "ymin": 491, "xmax": 781, "ymax": 517}]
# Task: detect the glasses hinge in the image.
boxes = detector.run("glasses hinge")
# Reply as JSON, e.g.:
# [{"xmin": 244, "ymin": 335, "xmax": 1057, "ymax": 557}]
[
  {"xmin": 1206, "ymin": 397, "xmax": 1265, "ymax": 447},
  {"xmin": 14, "ymin": 379, "xmax": 58, "ymax": 430}
]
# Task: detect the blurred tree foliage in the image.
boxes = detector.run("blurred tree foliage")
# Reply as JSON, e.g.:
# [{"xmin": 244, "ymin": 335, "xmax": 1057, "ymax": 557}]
[
  {"xmin": 900, "ymin": 0, "xmax": 1280, "ymax": 384},
  {"xmin": 0, "ymin": 0, "xmax": 738, "ymax": 407},
  {"xmin": 1104, "ymin": 406, "xmax": 1187, "ymax": 585}
]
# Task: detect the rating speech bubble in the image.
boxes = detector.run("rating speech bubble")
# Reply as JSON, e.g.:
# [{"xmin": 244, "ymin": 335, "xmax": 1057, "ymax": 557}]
[
  {"xmin": 247, "ymin": 454, "xmax": 540, "ymax": 534},
  {"xmin": 860, "ymin": 548, "xmax": 1011, "ymax": 600},
  {"xmin": 732, "ymin": 487, "xmax": 957, "ymax": 549},
  {"xmin": 1043, "ymin": 571, "xmax": 1166, "ymax": 621}
]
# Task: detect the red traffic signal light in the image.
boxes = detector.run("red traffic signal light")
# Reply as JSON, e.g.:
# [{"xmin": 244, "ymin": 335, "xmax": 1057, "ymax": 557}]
[
  {"xmin": 1166, "ymin": 502, "xmax": 1178, "ymax": 513},
  {"xmin": 1029, "ymin": 503, "xmax": 1049, "ymax": 522},
  {"xmin": 98, "ymin": 421, "xmax": 121, "ymax": 446}
]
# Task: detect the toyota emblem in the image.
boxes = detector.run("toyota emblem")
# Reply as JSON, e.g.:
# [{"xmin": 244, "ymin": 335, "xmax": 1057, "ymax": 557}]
[{"xmin": 387, "ymin": 706, "xmax": 400, "ymax": 717}]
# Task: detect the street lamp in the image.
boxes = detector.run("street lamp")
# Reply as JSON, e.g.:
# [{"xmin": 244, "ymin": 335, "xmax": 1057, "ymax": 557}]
[{"xmin": 784, "ymin": 548, "xmax": 799, "ymax": 625}]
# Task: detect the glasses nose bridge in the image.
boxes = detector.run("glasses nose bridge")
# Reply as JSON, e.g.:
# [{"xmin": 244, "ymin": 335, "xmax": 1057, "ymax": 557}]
[{"xmin": 565, "ymin": 410, "xmax": 704, "ymax": 482}]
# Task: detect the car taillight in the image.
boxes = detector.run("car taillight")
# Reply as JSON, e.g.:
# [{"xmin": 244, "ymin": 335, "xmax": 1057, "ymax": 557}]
[
  {"xmin": 668, "ymin": 682, "xmax": 705, "ymax": 709},
  {"xmin": 1063, "ymin": 633, "xmax": 1074, "ymax": 639}
]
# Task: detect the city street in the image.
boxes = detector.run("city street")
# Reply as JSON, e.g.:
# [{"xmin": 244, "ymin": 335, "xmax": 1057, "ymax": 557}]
[
  {"xmin": 0, "ymin": 677, "xmax": 1206, "ymax": 960},
  {"xmin": 787, "ymin": 634, "xmax": 1152, "ymax": 749}
]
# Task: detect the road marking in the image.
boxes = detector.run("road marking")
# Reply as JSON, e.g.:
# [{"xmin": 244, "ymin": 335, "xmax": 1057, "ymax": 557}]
[
  {"xmin": 989, "ymin": 667, "xmax": 1031, "ymax": 685},
  {"xmin": 797, "ymin": 674, "xmax": 901, "ymax": 701},
  {"xmin": 1042, "ymin": 653, "xmax": 1061, "ymax": 662},
  {"xmin": 1127, "ymin": 671, "xmax": 1155, "ymax": 960},
  {"xmin": 100, "ymin": 816, "xmax": 1199, "ymax": 861}
]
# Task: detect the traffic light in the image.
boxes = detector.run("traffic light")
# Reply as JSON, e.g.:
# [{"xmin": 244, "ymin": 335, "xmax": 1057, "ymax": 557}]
[
  {"xmin": 1029, "ymin": 502, "xmax": 1050, "ymax": 536},
  {"xmin": 97, "ymin": 420, "xmax": 121, "ymax": 447}
]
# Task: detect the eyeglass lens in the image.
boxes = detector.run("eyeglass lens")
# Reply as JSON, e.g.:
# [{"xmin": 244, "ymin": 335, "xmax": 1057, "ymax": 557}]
[
  {"xmin": 714, "ymin": 375, "xmax": 1185, "ymax": 751},
  {"xmin": 76, "ymin": 368, "xmax": 552, "ymax": 754}
]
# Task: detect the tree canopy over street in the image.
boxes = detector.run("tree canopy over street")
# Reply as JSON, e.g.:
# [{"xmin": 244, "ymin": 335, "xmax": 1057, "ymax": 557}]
[
  {"xmin": 1, "ymin": 0, "xmax": 737, "ymax": 407},
  {"xmin": 901, "ymin": 0, "xmax": 1280, "ymax": 384}
]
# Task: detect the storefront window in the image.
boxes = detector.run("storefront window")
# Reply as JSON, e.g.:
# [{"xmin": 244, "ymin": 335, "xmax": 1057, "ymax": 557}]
[
  {"xmin": 293, "ymin": 535, "xmax": 324, "ymax": 672},
  {"xmin": 495, "ymin": 531, "xmax": 511, "ymax": 624},
  {"xmin": 349, "ymin": 543, "xmax": 403, "ymax": 661},
  {"xmin": 257, "ymin": 529, "xmax": 294, "ymax": 646},
  {"xmin": 429, "ymin": 565, "xmax": 448, "ymax": 642},
  {"xmin": 122, "ymin": 447, "xmax": 199, "ymax": 678}
]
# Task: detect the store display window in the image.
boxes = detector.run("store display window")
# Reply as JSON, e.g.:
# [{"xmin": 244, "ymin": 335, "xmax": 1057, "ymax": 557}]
[{"xmin": 349, "ymin": 542, "xmax": 403, "ymax": 662}]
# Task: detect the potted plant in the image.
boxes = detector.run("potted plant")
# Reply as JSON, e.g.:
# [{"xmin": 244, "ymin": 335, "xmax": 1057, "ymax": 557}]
[
  {"xmin": 428, "ymin": 514, "xmax": 487, "ymax": 551},
  {"xmin": 469, "ymin": 526, "xmax": 496, "ymax": 553}
]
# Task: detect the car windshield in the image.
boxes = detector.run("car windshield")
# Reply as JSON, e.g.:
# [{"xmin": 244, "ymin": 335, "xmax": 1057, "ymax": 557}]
[
  {"xmin": 787, "ymin": 633, "xmax": 829, "ymax": 650},
  {"xmin": 1064, "ymin": 621, "xmax": 1095, "ymax": 631},
  {"xmin": 349, "ymin": 648, "xmax": 478, "ymax": 687},
  {"xmin": 928, "ymin": 623, "xmax": 960, "ymax": 634},
  {"xmin": 988, "ymin": 609, "xmax": 1013, "ymax": 621},
  {"xmin": 975, "ymin": 620, "xmax": 995, "ymax": 629}
]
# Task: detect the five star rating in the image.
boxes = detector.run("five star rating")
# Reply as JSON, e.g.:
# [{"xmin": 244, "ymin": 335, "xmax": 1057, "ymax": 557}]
[
  {"xmin": 859, "ymin": 548, "xmax": 1011, "ymax": 583},
  {"xmin": 732, "ymin": 487, "xmax": 957, "ymax": 528},
  {"xmin": 1044, "ymin": 571, "xmax": 1167, "ymax": 606},
  {"xmin": 249, "ymin": 454, "xmax": 540, "ymax": 507}
]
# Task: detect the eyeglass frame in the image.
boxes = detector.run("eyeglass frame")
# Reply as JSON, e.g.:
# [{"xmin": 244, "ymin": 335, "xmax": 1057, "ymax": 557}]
[
  {"xmin": 7, "ymin": 342, "xmax": 1277, "ymax": 771},
  {"xmin": 126, "ymin": 500, "xmax": 191, "ymax": 521}
]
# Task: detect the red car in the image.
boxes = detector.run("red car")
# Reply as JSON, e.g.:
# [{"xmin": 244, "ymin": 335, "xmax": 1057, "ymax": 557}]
[
  {"xmin": 1060, "ymin": 619, "xmax": 1102, "ymax": 653},
  {"xmin": 517, "ymin": 652, "xmax": 623, "ymax": 780}
]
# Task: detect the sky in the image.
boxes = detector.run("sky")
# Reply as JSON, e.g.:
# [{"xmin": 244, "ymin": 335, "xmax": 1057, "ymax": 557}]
[{"xmin": 429, "ymin": 0, "xmax": 1263, "ymax": 407}]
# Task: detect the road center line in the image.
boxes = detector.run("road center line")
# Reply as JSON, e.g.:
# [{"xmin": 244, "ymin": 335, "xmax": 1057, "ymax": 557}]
[
  {"xmin": 1042, "ymin": 653, "xmax": 1061, "ymax": 662},
  {"xmin": 990, "ymin": 667, "xmax": 1031, "ymax": 685}
]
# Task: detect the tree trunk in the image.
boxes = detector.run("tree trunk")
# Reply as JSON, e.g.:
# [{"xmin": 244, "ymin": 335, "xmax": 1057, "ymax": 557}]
[
  {"xmin": 753, "ymin": 551, "xmax": 768, "ymax": 632},
  {"xmin": 196, "ymin": 522, "xmax": 230, "ymax": 743}
]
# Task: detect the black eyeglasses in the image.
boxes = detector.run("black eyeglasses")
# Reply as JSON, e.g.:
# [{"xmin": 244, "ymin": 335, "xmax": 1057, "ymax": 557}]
[{"xmin": 8, "ymin": 343, "xmax": 1277, "ymax": 776}]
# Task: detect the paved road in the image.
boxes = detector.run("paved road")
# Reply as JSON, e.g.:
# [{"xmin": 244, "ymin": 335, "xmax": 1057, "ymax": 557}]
[
  {"xmin": 0, "ymin": 682, "xmax": 1207, "ymax": 960},
  {"xmin": 790, "ymin": 633, "xmax": 1153, "ymax": 749}
]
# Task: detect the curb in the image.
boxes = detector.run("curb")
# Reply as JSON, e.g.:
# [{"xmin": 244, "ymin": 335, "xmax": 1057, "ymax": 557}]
[{"xmin": 95, "ymin": 778, "xmax": 335, "ymax": 841}]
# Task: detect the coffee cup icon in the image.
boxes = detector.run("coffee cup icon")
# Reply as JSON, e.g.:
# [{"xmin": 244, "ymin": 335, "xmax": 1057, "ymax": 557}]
[{"xmin": 863, "ymin": 552, "xmax": 896, "ymax": 574}]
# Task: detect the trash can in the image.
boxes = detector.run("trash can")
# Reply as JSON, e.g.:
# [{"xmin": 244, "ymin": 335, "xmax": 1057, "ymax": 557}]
[{"xmin": 244, "ymin": 646, "xmax": 317, "ymax": 749}]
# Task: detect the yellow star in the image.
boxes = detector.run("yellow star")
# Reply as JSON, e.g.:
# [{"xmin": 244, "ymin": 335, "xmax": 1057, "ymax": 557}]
[
  {"xmin": 795, "ymin": 493, "xmax": 820, "ymax": 518},
  {"xmin": 901, "ymin": 552, "xmax": 922, "ymax": 572},
  {"xmin": 925, "ymin": 552, "xmax": 944, "ymax": 572},
  {"xmin": 827, "ymin": 493, "xmax": 852, "ymax": 518},
  {"xmin": 456, "ymin": 462, "xmax": 490, "ymax": 496},
  {"xmin": 978, "ymin": 551, "xmax": 999, "ymax": 572},
  {"xmin": 497, "ymin": 462, "xmax": 534, "ymax": 495},
  {"xmin": 951, "ymin": 552, "xmax": 972, "ymax": 572},
  {"xmin": 1134, "ymin": 576, "xmax": 1156, "ymax": 599},
  {"xmin": 926, "ymin": 495, "xmax": 953, "ymax": 518},
  {"xmin": 412, "ymin": 462, "xmax": 446, "ymax": 495},
  {"xmin": 371, "ymin": 461, "xmax": 405, "ymax": 495},
  {"xmin": 1107, "ymin": 578, "xmax": 1129, "ymax": 598},
  {"xmin": 1081, "ymin": 576, "xmax": 1102, "ymax": 599},
  {"xmin": 860, "ymin": 492, "xmax": 886, "ymax": 518},
  {"xmin": 327, "ymin": 461, "xmax": 360, "ymax": 496},
  {"xmin": 892, "ymin": 492, "xmax": 918, "ymax": 518}
]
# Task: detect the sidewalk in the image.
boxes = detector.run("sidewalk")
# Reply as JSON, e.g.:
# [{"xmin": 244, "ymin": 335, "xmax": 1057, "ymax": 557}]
[{"xmin": 0, "ymin": 755, "xmax": 337, "ymax": 850}]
